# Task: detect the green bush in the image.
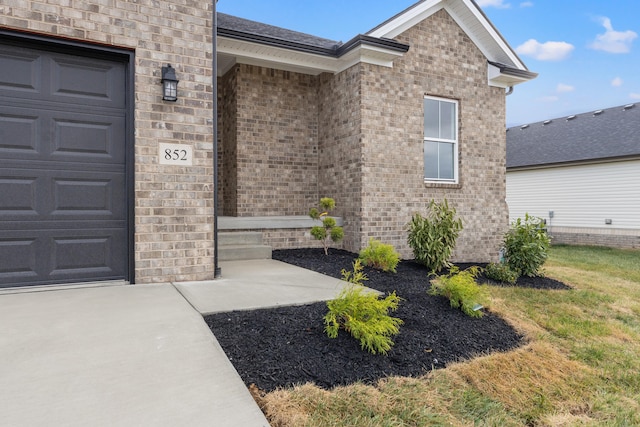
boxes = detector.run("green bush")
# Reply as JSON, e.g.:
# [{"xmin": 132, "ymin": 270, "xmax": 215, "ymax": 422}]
[
  {"xmin": 406, "ymin": 199, "xmax": 463, "ymax": 273},
  {"xmin": 504, "ymin": 213, "xmax": 551, "ymax": 277},
  {"xmin": 309, "ymin": 197, "xmax": 344, "ymax": 255},
  {"xmin": 484, "ymin": 262, "xmax": 519, "ymax": 285},
  {"xmin": 358, "ymin": 238, "xmax": 401, "ymax": 273},
  {"xmin": 429, "ymin": 266, "xmax": 489, "ymax": 318},
  {"xmin": 324, "ymin": 260, "xmax": 403, "ymax": 355}
]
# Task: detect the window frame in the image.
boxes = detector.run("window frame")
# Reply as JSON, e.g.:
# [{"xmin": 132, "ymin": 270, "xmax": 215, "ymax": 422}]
[{"xmin": 423, "ymin": 96, "xmax": 459, "ymax": 184}]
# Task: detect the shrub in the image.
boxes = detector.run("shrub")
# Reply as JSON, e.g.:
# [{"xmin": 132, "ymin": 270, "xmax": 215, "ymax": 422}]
[
  {"xmin": 309, "ymin": 197, "xmax": 344, "ymax": 255},
  {"xmin": 429, "ymin": 266, "xmax": 489, "ymax": 318},
  {"xmin": 504, "ymin": 213, "xmax": 551, "ymax": 277},
  {"xmin": 406, "ymin": 199, "xmax": 463, "ymax": 273},
  {"xmin": 484, "ymin": 262, "xmax": 519, "ymax": 285},
  {"xmin": 324, "ymin": 260, "xmax": 403, "ymax": 355},
  {"xmin": 358, "ymin": 238, "xmax": 401, "ymax": 273}
]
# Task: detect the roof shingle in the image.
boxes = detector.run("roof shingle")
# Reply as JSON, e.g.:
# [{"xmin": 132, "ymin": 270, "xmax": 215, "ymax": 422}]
[{"xmin": 507, "ymin": 103, "xmax": 640, "ymax": 168}]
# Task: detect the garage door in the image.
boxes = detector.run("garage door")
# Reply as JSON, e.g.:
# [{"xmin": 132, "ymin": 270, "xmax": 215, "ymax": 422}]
[{"xmin": 0, "ymin": 40, "xmax": 130, "ymax": 288}]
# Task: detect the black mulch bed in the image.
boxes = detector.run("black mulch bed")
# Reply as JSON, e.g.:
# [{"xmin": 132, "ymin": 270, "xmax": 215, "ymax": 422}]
[{"xmin": 204, "ymin": 248, "xmax": 571, "ymax": 392}]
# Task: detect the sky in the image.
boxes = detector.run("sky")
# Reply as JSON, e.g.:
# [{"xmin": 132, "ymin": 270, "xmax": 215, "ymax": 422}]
[{"xmin": 217, "ymin": 0, "xmax": 640, "ymax": 127}]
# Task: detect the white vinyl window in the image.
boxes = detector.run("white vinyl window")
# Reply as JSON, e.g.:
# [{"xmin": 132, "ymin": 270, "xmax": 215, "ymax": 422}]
[{"xmin": 424, "ymin": 96, "xmax": 458, "ymax": 182}]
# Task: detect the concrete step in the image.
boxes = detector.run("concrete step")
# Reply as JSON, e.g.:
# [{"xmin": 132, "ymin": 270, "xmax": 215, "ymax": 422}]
[
  {"xmin": 218, "ymin": 231, "xmax": 263, "ymax": 246},
  {"xmin": 219, "ymin": 244, "xmax": 272, "ymax": 261}
]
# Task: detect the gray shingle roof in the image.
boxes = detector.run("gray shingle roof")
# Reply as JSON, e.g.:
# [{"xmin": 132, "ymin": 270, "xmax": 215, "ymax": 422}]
[
  {"xmin": 507, "ymin": 103, "xmax": 640, "ymax": 168},
  {"xmin": 217, "ymin": 13, "xmax": 341, "ymax": 51},
  {"xmin": 217, "ymin": 13, "xmax": 410, "ymax": 58}
]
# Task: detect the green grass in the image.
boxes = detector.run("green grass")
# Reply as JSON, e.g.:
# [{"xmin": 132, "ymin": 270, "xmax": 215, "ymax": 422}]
[
  {"xmin": 550, "ymin": 244, "xmax": 640, "ymax": 283},
  {"xmin": 258, "ymin": 245, "xmax": 640, "ymax": 426}
]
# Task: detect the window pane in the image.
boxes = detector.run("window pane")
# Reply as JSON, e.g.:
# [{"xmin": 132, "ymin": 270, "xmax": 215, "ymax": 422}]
[
  {"xmin": 424, "ymin": 98, "xmax": 440, "ymax": 139},
  {"xmin": 424, "ymin": 141, "xmax": 439, "ymax": 179},
  {"xmin": 440, "ymin": 101, "xmax": 455, "ymax": 140},
  {"xmin": 439, "ymin": 142, "xmax": 454, "ymax": 180}
]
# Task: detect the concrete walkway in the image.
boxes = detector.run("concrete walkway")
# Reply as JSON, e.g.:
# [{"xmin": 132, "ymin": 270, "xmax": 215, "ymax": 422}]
[{"xmin": 0, "ymin": 259, "xmax": 350, "ymax": 427}]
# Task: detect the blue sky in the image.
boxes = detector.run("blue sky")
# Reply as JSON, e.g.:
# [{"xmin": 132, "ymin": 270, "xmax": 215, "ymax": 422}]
[{"xmin": 217, "ymin": 0, "xmax": 640, "ymax": 127}]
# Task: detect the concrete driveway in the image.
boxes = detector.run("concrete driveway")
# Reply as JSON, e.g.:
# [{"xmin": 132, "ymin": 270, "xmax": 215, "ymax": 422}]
[{"xmin": 0, "ymin": 283, "xmax": 269, "ymax": 426}]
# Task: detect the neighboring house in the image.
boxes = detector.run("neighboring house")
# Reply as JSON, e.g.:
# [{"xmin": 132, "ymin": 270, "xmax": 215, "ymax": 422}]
[
  {"xmin": 0, "ymin": 0, "xmax": 536, "ymax": 288},
  {"xmin": 506, "ymin": 103, "xmax": 640, "ymax": 249}
]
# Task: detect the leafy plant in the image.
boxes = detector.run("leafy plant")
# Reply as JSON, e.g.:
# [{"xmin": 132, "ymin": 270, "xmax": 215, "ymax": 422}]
[
  {"xmin": 406, "ymin": 199, "xmax": 463, "ymax": 273},
  {"xmin": 504, "ymin": 214, "xmax": 551, "ymax": 277},
  {"xmin": 484, "ymin": 262, "xmax": 519, "ymax": 285},
  {"xmin": 310, "ymin": 197, "xmax": 344, "ymax": 255},
  {"xmin": 429, "ymin": 266, "xmax": 489, "ymax": 318},
  {"xmin": 358, "ymin": 238, "xmax": 401, "ymax": 273},
  {"xmin": 324, "ymin": 260, "xmax": 403, "ymax": 355}
]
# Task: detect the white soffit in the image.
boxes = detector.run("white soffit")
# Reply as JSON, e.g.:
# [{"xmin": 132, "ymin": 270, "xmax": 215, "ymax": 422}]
[
  {"xmin": 368, "ymin": 0, "xmax": 527, "ymax": 71},
  {"xmin": 217, "ymin": 37, "xmax": 404, "ymax": 76}
]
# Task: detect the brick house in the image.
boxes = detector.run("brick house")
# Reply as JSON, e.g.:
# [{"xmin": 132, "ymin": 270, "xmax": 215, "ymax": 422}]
[{"xmin": 0, "ymin": 0, "xmax": 535, "ymax": 288}]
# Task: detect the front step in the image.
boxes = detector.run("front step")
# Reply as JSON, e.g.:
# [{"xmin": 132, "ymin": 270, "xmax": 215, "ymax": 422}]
[{"xmin": 218, "ymin": 231, "xmax": 272, "ymax": 261}]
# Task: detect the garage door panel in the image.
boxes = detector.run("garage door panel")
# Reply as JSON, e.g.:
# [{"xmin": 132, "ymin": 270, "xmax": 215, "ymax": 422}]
[
  {"xmin": 0, "ymin": 176, "xmax": 38, "ymax": 215},
  {"xmin": 0, "ymin": 228, "xmax": 126, "ymax": 287},
  {"xmin": 0, "ymin": 168, "xmax": 124, "ymax": 221},
  {"xmin": 52, "ymin": 176, "xmax": 123, "ymax": 217},
  {"xmin": 52, "ymin": 114, "xmax": 125, "ymax": 163},
  {"xmin": 0, "ymin": 47, "xmax": 41, "ymax": 94},
  {"xmin": 0, "ymin": 110, "xmax": 39, "ymax": 154},
  {"xmin": 0, "ymin": 105, "xmax": 124, "ymax": 164},
  {"xmin": 51, "ymin": 57, "xmax": 125, "ymax": 107},
  {"xmin": 0, "ymin": 238, "xmax": 39, "ymax": 281}
]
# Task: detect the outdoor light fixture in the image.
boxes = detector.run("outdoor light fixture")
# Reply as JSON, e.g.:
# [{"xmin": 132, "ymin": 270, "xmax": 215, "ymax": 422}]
[{"xmin": 161, "ymin": 64, "xmax": 179, "ymax": 102}]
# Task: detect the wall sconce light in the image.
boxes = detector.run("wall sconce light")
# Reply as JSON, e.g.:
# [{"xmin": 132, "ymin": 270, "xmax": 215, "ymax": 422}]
[{"xmin": 161, "ymin": 64, "xmax": 179, "ymax": 102}]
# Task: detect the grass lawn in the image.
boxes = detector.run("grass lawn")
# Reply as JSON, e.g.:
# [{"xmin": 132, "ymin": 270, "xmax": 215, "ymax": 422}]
[{"xmin": 256, "ymin": 245, "xmax": 640, "ymax": 426}]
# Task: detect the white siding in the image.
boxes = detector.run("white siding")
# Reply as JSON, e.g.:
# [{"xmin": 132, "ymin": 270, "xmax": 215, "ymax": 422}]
[{"xmin": 506, "ymin": 160, "xmax": 640, "ymax": 230}]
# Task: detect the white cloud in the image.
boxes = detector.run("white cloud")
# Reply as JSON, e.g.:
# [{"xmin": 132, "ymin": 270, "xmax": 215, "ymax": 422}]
[
  {"xmin": 520, "ymin": 1, "xmax": 534, "ymax": 7},
  {"xmin": 515, "ymin": 39, "xmax": 575, "ymax": 61},
  {"xmin": 590, "ymin": 17, "xmax": 638, "ymax": 53},
  {"xmin": 476, "ymin": 0, "xmax": 511, "ymax": 9},
  {"xmin": 556, "ymin": 83, "xmax": 574, "ymax": 93},
  {"xmin": 611, "ymin": 77, "xmax": 623, "ymax": 87},
  {"xmin": 630, "ymin": 93, "xmax": 640, "ymax": 100}
]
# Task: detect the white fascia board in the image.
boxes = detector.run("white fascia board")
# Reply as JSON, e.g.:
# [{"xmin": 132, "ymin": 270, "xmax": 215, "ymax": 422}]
[
  {"xmin": 336, "ymin": 45, "xmax": 405, "ymax": 73},
  {"xmin": 218, "ymin": 37, "xmax": 336, "ymax": 75},
  {"xmin": 368, "ymin": 0, "xmax": 442, "ymax": 39},
  {"xmin": 452, "ymin": 0, "xmax": 526, "ymax": 69},
  {"xmin": 368, "ymin": 0, "xmax": 527, "ymax": 71},
  {"xmin": 218, "ymin": 36, "xmax": 404, "ymax": 76}
]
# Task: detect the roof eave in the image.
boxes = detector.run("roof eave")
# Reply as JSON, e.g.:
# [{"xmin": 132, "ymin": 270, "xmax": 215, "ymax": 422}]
[
  {"xmin": 507, "ymin": 154, "xmax": 640, "ymax": 171},
  {"xmin": 488, "ymin": 61, "xmax": 538, "ymax": 88},
  {"xmin": 217, "ymin": 30, "xmax": 409, "ymax": 76}
]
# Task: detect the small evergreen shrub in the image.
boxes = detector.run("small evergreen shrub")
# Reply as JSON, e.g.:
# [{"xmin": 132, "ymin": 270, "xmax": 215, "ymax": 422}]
[
  {"xmin": 484, "ymin": 262, "xmax": 519, "ymax": 285},
  {"xmin": 504, "ymin": 213, "xmax": 551, "ymax": 277},
  {"xmin": 429, "ymin": 266, "xmax": 489, "ymax": 318},
  {"xmin": 324, "ymin": 260, "xmax": 403, "ymax": 355},
  {"xmin": 406, "ymin": 199, "xmax": 463, "ymax": 273},
  {"xmin": 309, "ymin": 197, "xmax": 344, "ymax": 255},
  {"xmin": 358, "ymin": 238, "xmax": 401, "ymax": 273}
]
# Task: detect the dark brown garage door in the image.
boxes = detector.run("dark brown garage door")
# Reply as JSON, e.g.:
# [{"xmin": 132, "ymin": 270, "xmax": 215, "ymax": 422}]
[{"xmin": 0, "ymin": 40, "xmax": 130, "ymax": 288}]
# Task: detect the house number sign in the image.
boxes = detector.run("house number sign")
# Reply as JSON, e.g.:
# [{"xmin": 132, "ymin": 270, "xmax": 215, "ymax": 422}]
[{"xmin": 159, "ymin": 143, "xmax": 193, "ymax": 166}]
